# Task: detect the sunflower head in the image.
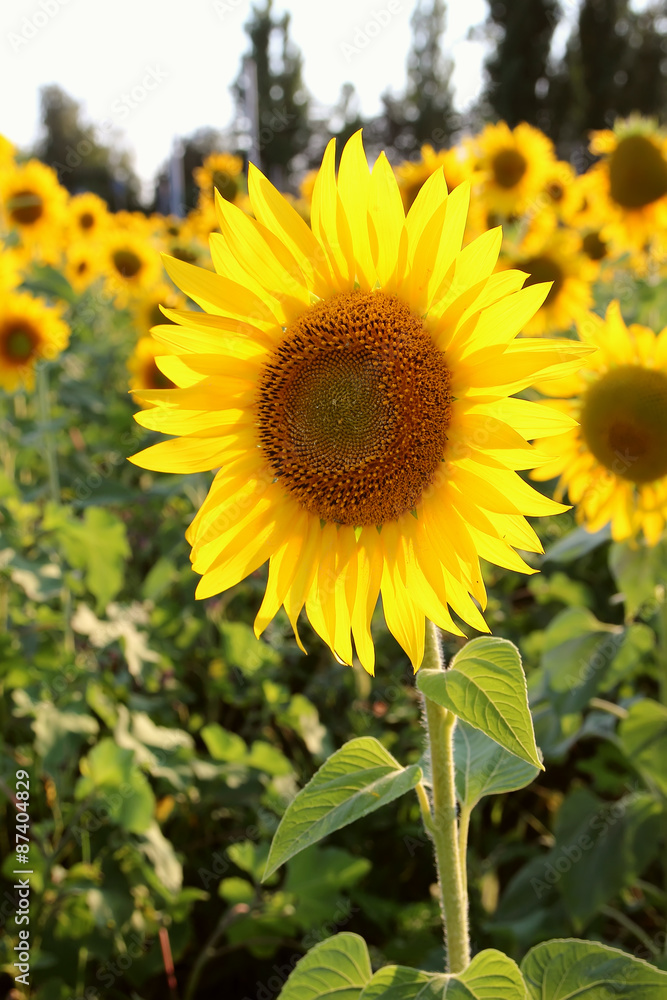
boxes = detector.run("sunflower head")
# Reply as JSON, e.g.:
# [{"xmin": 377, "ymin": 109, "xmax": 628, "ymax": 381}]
[
  {"xmin": 0, "ymin": 291, "xmax": 70, "ymax": 391},
  {"xmin": 0, "ymin": 160, "xmax": 68, "ymax": 264},
  {"xmin": 130, "ymin": 131, "xmax": 592, "ymax": 673},
  {"xmin": 588, "ymin": 118, "xmax": 667, "ymax": 255},
  {"xmin": 472, "ymin": 121, "xmax": 556, "ymax": 217},
  {"xmin": 533, "ymin": 300, "xmax": 667, "ymax": 546}
]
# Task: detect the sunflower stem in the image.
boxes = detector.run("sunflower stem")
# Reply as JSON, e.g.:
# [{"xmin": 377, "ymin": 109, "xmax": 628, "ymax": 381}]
[
  {"xmin": 421, "ymin": 620, "xmax": 470, "ymax": 973},
  {"xmin": 37, "ymin": 363, "xmax": 60, "ymax": 505}
]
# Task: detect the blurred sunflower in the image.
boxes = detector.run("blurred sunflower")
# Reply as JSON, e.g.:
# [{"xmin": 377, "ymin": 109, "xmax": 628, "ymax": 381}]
[
  {"xmin": 396, "ymin": 145, "xmax": 472, "ymax": 212},
  {"xmin": 532, "ymin": 302, "xmax": 667, "ymax": 545},
  {"xmin": 501, "ymin": 223, "xmax": 596, "ymax": 336},
  {"xmin": 589, "ymin": 117, "xmax": 667, "ymax": 254},
  {"xmin": 0, "ymin": 159, "xmax": 68, "ymax": 263},
  {"xmin": 130, "ymin": 132, "xmax": 590, "ymax": 673},
  {"xmin": 0, "ymin": 290, "xmax": 69, "ymax": 391},
  {"xmin": 539, "ymin": 161, "xmax": 582, "ymax": 222},
  {"xmin": 132, "ymin": 282, "xmax": 186, "ymax": 336},
  {"xmin": 103, "ymin": 230, "xmax": 161, "ymax": 305},
  {"xmin": 194, "ymin": 151, "xmax": 245, "ymax": 206},
  {"xmin": 128, "ymin": 336, "xmax": 177, "ymax": 397},
  {"xmin": 68, "ymin": 191, "xmax": 110, "ymax": 240},
  {"xmin": 64, "ymin": 240, "xmax": 104, "ymax": 293},
  {"xmin": 472, "ymin": 121, "xmax": 556, "ymax": 218}
]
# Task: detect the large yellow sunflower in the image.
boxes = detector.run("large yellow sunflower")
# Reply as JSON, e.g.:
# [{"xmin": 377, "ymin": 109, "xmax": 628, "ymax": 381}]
[
  {"xmin": 130, "ymin": 132, "xmax": 591, "ymax": 673},
  {"xmin": 588, "ymin": 117, "xmax": 667, "ymax": 255},
  {"xmin": 471, "ymin": 121, "xmax": 556, "ymax": 218},
  {"xmin": 0, "ymin": 290, "xmax": 70, "ymax": 391},
  {"xmin": 532, "ymin": 301, "xmax": 667, "ymax": 545},
  {"xmin": 0, "ymin": 159, "xmax": 68, "ymax": 264}
]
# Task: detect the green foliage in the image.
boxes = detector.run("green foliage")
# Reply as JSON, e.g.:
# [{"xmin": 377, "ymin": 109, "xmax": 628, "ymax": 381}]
[
  {"xmin": 264, "ymin": 738, "xmax": 423, "ymax": 878},
  {"xmin": 278, "ymin": 932, "xmax": 372, "ymax": 1000},
  {"xmin": 521, "ymin": 939, "xmax": 667, "ymax": 998},
  {"xmin": 357, "ymin": 948, "xmax": 525, "ymax": 999},
  {"xmin": 417, "ymin": 637, "xmax": 542, "ymax": 769}
]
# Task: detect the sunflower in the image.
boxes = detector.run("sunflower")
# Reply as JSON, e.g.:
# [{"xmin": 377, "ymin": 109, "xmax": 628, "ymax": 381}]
[
  {"xmin": 64, "ymin": 240, "xmax": 105, "ymax": 293},
  {"xmin": 532, "ymin": 301, "xmax": 667, "ymax": 545},
  {"xmin": 471, "ymin": 121, "xmax": 556, "ymax": 218},
  {"xmin": 0, "ymin": 159, "xmax": 68, "ymax": 264},
  {"xmin": 128, "ymin": 336, "xmax": 177, "ymax": 397},
  {"xmin": 588, "ymin": 117, "xmax": 667, "ymax": 255},
  {"xmin": 130, "ymin": 132, "xmax": 590, "ymax": 673},
  {"xmin": 194, "ymin": 152, "xmax": 245, "ymax": 207},
  {"xmin": 102, "ymin": 230, "xmax": 162, "ymax": 305},
  {"xmin": 396, "ymin": 145, "xmax": 472, "ymax": 212},
  {"xmin": 132, "ymin": 282, "xmax": 186, "ymax": 336},
  {"xmin": 67, "ymin": 191, "xmax": 110, "ymax": 240},
  {"xmin": 500, "ymin": 223, "xmax": 596, "ymax": 336},
  {"xmin": 538, "ymin": 160, "xmax": 583, "ymax": 223},
  {"xmin": 0, "ymin": 290, "xmax": 70, "ymax": 391}
]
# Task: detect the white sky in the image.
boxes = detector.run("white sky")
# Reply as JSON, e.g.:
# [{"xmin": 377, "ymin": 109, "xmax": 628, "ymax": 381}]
[{"xmin": 0, "ymin": 0, "xmax": 488, "ymax": 193}]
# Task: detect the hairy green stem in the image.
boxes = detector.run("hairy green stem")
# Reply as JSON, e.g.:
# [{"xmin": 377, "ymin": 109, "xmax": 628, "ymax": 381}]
[{"xmin": 422, "ymin": 620, "xmax": 470, "ymax": 973}]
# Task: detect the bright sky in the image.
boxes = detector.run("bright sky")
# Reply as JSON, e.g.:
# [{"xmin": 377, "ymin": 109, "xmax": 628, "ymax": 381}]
[{"xmin": 1, "ymin": 0, "xmax": 488, "ymax": 194}]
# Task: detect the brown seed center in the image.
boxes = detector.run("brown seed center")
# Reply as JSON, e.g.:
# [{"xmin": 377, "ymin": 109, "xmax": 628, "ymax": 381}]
[
  {"xmin": 609, "ymin": 134, "xmax": 667, "ymax": 210},
  {"xmin": 1, "ymin": 323, "xmax": 39, "ymax": 364},
  {"xmin": 492, "ymin": 148, "xmax": 528, "ymax": 189},
  {"xmin": 112, "ymin": 249, "xmax": 142, "ymax": 279},
  {"xmin": 257, "ymin": 291, "xmax": 453, "ymax": 525},
  {"xmin": 8, "ymin": 189, "xmax": 44, "ymax": 225},
  {"xmin": 579, "ymin": 364, "xmax": 667, "ymax": 483}
]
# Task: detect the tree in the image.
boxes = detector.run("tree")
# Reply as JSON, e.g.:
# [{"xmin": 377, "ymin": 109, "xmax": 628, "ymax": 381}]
[
  {"xmin": 482, "ymin": 0, "xmax": 560, "ymax": 129},
  {"xmin": 547, "ymin": 0, "xmax": 667, "ymax": 151},
  {"xmin": 232, "ymin": 0, "xmax": 311, "ymax": 187},
  {"xmin": 34, "ymin": 85, "xmax": 142, "ymax": 209},
  {"xmin": 376, "ymin": 0, "xmax": 456, "ymax": 158}
]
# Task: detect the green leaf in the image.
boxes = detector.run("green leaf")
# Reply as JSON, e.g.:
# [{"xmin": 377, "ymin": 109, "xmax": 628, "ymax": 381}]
[
  {"xmin": 285, "ymin": 847, "xmax": 371, "ymax": 927},
  {"xmin": 609, "ymin": 538, "xmax": 667, "ymax": 619},
  {"xmin": 417, "ymin": 637, "xmax": 542, "ymax": 770},
  {"xmin": 522, "ymin": 938, "xmax": 667, "ymax": 998},
  {"xmin": 201, "ymin": 722, "xmax": 248, "ymax": 762},
  {"xmin": 619, "ymin": 699, "xmax": 667, "ymax": 797},
  {"xmin": 543, "ymin": 523, "xmax": 611, "ymax": 564},
  {"xmin": 264, "ymin": 737, "xmax": 422, "ymax": 879},
  {"xmin": 545, "ymin": 788, "xmax": 662, "ymax": 928},
  {"xmin": 76, "ymin": 738, "xmax": 155, "ymax": 834},
  {"xmin": 22, "ymin": 263, "xmax": 76, "ymax": 303},
  {"xmin": 360, "ymin": 949, "xmax": 525, "ymax": 999},
  {"xmin": 454, "ymin": 719, "xmax": 539, "ymax": 809},
  {"xmin": 278, "ymin": 932, "xmax": 372, "ymax": 1000},
  {"xmin": 48, "ymin": 506, "xmax": 130, "ymax": 611}
]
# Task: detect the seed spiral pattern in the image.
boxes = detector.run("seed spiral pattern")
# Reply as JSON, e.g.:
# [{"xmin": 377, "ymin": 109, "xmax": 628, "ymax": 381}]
[{"xmin": 257, "ymin": 290, "xmax": 452, "ymax": 525}]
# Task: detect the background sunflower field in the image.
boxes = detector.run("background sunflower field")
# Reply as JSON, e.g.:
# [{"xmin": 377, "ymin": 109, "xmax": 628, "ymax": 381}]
[{"xmin": 2, "ymin": 1, "xmax": 667, "ymax": 997}]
